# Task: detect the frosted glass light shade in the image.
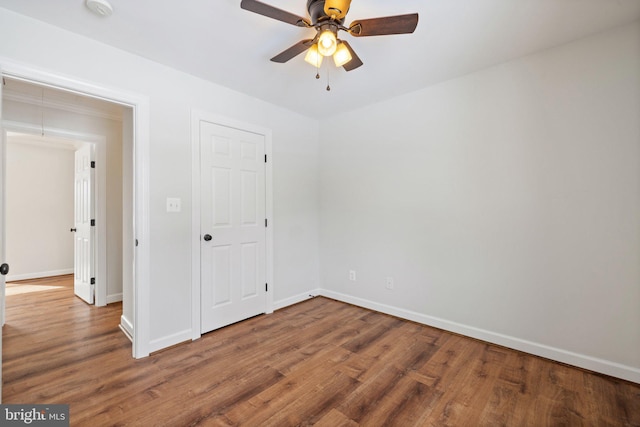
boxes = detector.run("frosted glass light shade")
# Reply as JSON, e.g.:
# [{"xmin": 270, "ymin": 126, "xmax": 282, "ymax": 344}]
[
  {"xmin": 318, "ymin": 30, "xmax": 337, "ymax": 56},
  {"xmin": 333, "ymin": 42, "xmax": 352, "ymax": 67},
  {"xmin": 304, "ymin": 44, "xmax": 323, "ymax": 67}
]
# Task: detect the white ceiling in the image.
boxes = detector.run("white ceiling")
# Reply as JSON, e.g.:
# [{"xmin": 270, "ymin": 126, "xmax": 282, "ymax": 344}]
[{"xmin": 1, "ymin": 0, "xmax": 639, "ymax": 119}]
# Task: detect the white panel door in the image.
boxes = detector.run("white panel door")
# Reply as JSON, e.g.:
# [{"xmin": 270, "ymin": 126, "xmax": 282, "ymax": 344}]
[
  {"xmin": 200, "ymin": 121, "xmax": 266, "ymax": 334},
  {"xmin": 74, "ymin": 144, "xmax": 95, "ymax": 304}
]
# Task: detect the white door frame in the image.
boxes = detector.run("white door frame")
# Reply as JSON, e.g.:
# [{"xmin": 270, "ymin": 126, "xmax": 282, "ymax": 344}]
[
  {"xmin": 0, "ymin": 58, "xmax": 151, "ymax": 359},
  {"xmin": 190, "ymin": 110, "xmax": 273, "ymax": 340}
]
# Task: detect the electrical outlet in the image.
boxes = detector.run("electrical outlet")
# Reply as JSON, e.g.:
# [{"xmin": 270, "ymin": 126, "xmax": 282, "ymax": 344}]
[
  {"xmin": 349, "ymin": 270, "xmax": 356, "ymax": 281},
  {"xmin": 386, "ymin": 277, "xmax": 394, "ymax": 290}
]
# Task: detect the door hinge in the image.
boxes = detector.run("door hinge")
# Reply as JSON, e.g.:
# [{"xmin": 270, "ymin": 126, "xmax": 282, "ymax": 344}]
[
  {"xmin": 135, "ymin": 239, "xmax": 139, "ymax": 247},
  {"xmin": 265, "ymin": 218, "xmax": 268, "ymax": 227},
  {"xmin": 90, "ymin": 277, "xmax": 95, "ymax": 285},
  {"xmin": 91, "ymin": 219, "xmax": 95, "ymax": 226},
  {"xmin": 91, "ymin": 161, "xmax": 96, "ymax": 168},
  {"xmin": 265, "ymin": 283, "xmax": 268, "ymax": 292},
  {"xmin": 265, "ymin": 154, "xmax": 267, "ymax": 163}
]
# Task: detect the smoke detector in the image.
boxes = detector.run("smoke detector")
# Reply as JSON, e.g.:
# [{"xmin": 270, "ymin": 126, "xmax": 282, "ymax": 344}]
[{"xmin": 86, "ymin": 0, "xmax": 113, "ymax": 17}]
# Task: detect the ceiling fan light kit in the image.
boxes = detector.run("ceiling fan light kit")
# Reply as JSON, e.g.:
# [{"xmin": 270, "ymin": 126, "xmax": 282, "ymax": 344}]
[{"xmin": 240, "ymin": 0, "xmax": 418, "ymax": 79}]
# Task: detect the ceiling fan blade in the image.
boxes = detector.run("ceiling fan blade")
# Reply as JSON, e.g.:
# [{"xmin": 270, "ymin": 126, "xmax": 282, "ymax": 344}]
[
  {"xmin": 271, "ymin": 39, "xmax": 314, "ymax": 63},
  {"xmin": 340, "ymin": 40, "xmax": 363, "ymax": 71},
  {"xmin": 349, "ymin": 13, "xmax": 419, "ymax": 37},
  {"xmin": 241, "ymin": 0, "xmax": 310, "ymax": 27}
]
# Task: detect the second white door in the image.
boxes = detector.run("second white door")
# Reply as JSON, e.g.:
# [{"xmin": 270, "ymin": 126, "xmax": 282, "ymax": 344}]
[
  {"xmin": 200, "ymin": 121, "xmax": 266, "ymax": 334},
  {"xmin": 74, "ymin": 143, "xmax": 95, "ymax": 304}
]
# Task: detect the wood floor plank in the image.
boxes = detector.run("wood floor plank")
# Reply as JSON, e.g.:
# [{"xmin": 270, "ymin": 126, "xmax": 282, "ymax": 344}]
[
  {"xmin": 365, "ymin": 376, "xmax": 440, "ymax": 426},
  {"xmin": 478, "ymin": 351, "xmax": 535, "ymax": 426},
  {"xmin": 224, "ymin": 345, "xmax": 358, "ymax": 425},
  {"xmin": 3, "ymin": 276, "xmax": 640, "ymax": 426},
  {"xmin": 314, "ymin": 408, "xmax": 359, "ymax": 427},
  {"xmin": 263, "ymin": 370, "xmax": 360, "ymax": 426}
]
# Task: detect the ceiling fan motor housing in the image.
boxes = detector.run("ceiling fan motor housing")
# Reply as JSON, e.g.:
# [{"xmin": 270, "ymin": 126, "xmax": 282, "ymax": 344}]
[
  {"xmin": 307, "ymin": 0, "xmax": 350, "ymax": 24},
  {"xmin": 324, "ymin": 0, "xmax": 351, "ymax": 19}
]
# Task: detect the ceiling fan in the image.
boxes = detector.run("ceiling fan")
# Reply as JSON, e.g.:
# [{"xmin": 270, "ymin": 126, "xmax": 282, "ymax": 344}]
[{"xmin": 240, "ymin": 0, "xmax": 419, "ymax": 72}]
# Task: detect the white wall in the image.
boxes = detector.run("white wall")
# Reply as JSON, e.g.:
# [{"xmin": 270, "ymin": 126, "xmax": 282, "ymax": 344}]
[
  {"xmin": 5, "ymin": 140, "xmax": 74, "ymax": 280},
  {"xmin": 0, "ymin": 7, "xmax": 320, "ymax": 350},
  {"xmin": 318, "ymin": 21, "xmax": 640, "ymax": 382}
]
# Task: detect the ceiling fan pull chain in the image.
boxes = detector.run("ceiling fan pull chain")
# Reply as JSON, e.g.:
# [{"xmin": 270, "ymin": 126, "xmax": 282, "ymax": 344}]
[
  {"xmin": 315, "ymin": 53, "xmax": 321, "ymax": 80},
  {"xmin": 326, "ymin": 65, "xmax": 331, "ymax": 91}
]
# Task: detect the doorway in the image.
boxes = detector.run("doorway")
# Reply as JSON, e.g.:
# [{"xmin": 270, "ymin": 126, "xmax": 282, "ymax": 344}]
[
  {"xmin": 3, "ymin": 133, "xmax": 102, "ymax": 303},
  {"xmin": 4, "ymin": 134, "xmax": 78, "ymax": 284},
  {"xmin": 0, "ymin": 64, "xmax": 151, "ymax": 365},
  {"xmin": 2, "ymin": 78, "xmax": 122, "ymax": 309}
]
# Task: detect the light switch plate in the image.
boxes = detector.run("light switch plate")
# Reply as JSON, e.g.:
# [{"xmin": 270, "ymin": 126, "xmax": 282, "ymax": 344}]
[{"xmin": 166, "ymin": 197, "xmax": 181, "ymax": 213}]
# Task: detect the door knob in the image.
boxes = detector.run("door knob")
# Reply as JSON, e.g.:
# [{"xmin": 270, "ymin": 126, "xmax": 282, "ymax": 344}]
[
  {"xmin": 203, "ymin": 234, "xmax": 212, "ymax": 241},
  {"xmin": 70, "ymin": 228, "xmax": 77, "ymax": 232},
  {"xmin": 0, "ymin": 263, "xmax": 9, "ymax": 276}
]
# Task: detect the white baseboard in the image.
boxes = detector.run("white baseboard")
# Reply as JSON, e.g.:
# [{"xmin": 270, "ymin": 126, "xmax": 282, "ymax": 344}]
[
  {"xmin": 150, "ymin": 289, "xmax": 321, "ymax": 353},
  {"xmin": 107, "ymin": 293, "xmax": 123, "ymax": 304},
  {"xmin": 120, "ymin": 315, "xmax": 134, "ymax": 342},
  {"xmin": 273, "ymin": 289, "xmax": 321, "ymax": 311},
  {"xmin": 320, "ymin": 289, "xmax": 640, "ymax": 384},
  {"xmin": 148, "ymin": 329, "xmax": 192, "ymax": 354},
  {"xmin": 6, "ymin": 269, "xmax": 73, "ymax": 282}
]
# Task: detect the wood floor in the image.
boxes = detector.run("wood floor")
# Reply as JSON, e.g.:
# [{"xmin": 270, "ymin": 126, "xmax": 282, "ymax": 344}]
[{"xmin": 3, "ymin": 276, "xmax": 639, "ymax": 426}]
